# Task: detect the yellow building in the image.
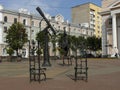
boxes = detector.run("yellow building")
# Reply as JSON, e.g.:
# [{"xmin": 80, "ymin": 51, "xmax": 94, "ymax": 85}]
[{"xmin": 71, "ymin": 3, "xmax": 102, "ymax": 38}]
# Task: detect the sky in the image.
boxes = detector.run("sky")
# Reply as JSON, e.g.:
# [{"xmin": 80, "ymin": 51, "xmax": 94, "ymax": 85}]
[{"xmin": 0, "ymin": 0, "xmax": 101, "ymax": 21}]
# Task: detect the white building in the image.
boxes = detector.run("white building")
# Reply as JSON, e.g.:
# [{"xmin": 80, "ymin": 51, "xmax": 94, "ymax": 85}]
[
  {"xmin": 0, "ymin": 5, "xmax": 91, "ymax": 58},
  {"xmin": 101, "ymin": 0, "xmax": 120, "ymax": 57}
]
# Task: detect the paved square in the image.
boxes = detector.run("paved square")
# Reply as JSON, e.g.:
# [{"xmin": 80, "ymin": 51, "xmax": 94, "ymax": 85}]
[{"xmin": 0, "ymin": 58, "xmax": 120, "ymax": 90}]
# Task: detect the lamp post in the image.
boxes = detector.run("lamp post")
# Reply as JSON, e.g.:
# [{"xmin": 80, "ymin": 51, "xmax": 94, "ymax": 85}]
[
  {"xmin": 39, "ymin": 18, "xmax": 44, "ymax": 31},
  {"xmin": 68, "ymin": 23, "xmax": 71, "ymax": 60},
  {"xmin": 68, "ymin": 23, "xmax": 71, "ymax": 35}
]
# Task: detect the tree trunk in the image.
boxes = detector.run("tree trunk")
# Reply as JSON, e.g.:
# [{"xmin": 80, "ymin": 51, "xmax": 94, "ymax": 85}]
[
  {"xmin": 63, "ymin": 55, "xmax": 65, "ymax": 65},
  {"xmin": 16, "ymin": 49, "xmax": 19, "ymax": 57}
]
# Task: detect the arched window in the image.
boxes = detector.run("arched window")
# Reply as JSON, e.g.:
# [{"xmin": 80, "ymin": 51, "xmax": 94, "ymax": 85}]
[
  {"xmin": 22, "ymin": 48, "xmax": 26, "ymax": 57},
  {"xmin": 14, "ymin": 18, "xmax": 17, "ymax": 23},
  {"xmin": 23, "ymin": 19, "xmax": 26, "ymax": 25},
  {"xmin": 108, "ymin": 18, "xmax": 112, "ymax": 25},
  {"xmin": 4, "ymin": 16, "xmax": 7, "ymax": 22},
  {"xmin": 4, "ymin": 26, "xmax": 7, "ymax": 33},
  {"xmin": 31, "ymin": 21, "xmax": 34, "ymax": 26},
  {"xmin": 2, "ymin": 48, "xmax": 7, "ymax": 56}
]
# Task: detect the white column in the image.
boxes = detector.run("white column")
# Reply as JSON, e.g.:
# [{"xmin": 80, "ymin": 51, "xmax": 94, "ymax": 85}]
[
  {"xmin": 25, "ymin": 48, "xmax": 29, "ymax": 58},
  {"xmin": 112, "ymin": 14, "xmax": 117, "ymax": 48},
  {"xmin": 102, "ymin": 21, "xmax": 107, "ymax": 56}
]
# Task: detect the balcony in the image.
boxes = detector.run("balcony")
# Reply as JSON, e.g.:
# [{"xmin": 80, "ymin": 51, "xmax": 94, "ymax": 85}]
[{"xmin": 90, "ymin": 11, "xmax": 95, "ymax": 15}]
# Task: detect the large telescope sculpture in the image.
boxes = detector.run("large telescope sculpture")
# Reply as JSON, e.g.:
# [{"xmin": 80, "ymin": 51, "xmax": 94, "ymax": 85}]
[
  {"xmin": 36, "ymin": 7, "xmax": 56, "ymax": 34},
  {"xmin": 36, "ymin": 7, "xmax": 56, "ymax": 66}
]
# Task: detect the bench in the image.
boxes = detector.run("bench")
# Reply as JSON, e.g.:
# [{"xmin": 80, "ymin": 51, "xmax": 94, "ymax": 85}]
[{"xmin": 30, "ymin": 67, "xmax": 46, "ymax": 82}]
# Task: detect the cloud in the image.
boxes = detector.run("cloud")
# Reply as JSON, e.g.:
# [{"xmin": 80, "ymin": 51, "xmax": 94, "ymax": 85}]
[
  {"xmin": 1, "ymin": 0, "xmax": 62, "ymax": 16},
  {"xmin": 27, "ymin": 0, "xmax": 61, "ymax": 14}
]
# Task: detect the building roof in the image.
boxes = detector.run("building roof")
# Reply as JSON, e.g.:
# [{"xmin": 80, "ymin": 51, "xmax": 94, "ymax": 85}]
[{"xmin": 71, "ymin": 2, "xmax": 101, "ymax": 8}]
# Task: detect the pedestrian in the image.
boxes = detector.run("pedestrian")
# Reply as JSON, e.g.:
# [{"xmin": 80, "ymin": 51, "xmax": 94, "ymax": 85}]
[{"xmin": 114, "ymin": 47, "xmax": 119, "ymax": 58}]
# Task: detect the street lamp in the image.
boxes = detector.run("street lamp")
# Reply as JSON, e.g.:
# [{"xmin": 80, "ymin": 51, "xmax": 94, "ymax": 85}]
[
  {"xmin": 68, "ymin": 23, "xmax": 71, "ymax": 35},
  {"xmin": 68, "ymin": 23, "xmax": 71, "ymax": 61},
  {"xmin": 39, "ymin": 18, "xmax": 44, "ymax": 31}
]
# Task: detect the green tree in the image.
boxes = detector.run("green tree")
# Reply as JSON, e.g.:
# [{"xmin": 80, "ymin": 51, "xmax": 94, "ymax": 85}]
[
  {"xmin": 57, "ymin": 33, "xmax": 69, "ymax": 56},
  {"xmin": 86, "ymin": 36, "xmax": 101, "ymax": 56},
  {"xmin": 69, "ymin": 35, "xmax": 77, "ymax": 52},
  {"xmin": 6, "ymin": 47, "xmax": 14, "ymax": 61},
  {"xmin": 69, "ymin": 35, "xmax": 86, "ymax": 57},
  {"xmin": 36, "ymin": 30, "xmax": 46, "ymax": 51},
  {"xmin": 76, "ymin": 36, "xmax": 86, "ymax": 49},
  {"xmin": 6, "ymin": 22, "xmax": 28, "ymax": 56},
  {"xmin": 6, "ymin": 47, "xmax": 14, "ymax": 56}
]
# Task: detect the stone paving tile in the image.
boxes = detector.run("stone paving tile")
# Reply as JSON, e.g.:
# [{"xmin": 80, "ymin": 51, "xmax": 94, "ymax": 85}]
[{"xmin": 0, "ymin": 58, "xmax": 120, "ymax": 90}]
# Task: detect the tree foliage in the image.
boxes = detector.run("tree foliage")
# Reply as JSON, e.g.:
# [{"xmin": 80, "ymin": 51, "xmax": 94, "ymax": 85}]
[
  {"xmin": 69, "ymin": 35, "xmax": 86, "ymax": 52},
  {"xmin": 36, "ymin": 30, "xmax": 47, "ymax": 49},
  {"xmin": 57, "ymin": 33, "xmax": 70, "ymax": 56},
  {"xmin": 6, "ymin": 22, "xmax": 28, "ymax": 56},
  {"xmin": 6, "ymin": 47, "xmax": 14, "ymax": 62},
  {"xmin": 86, "ymin": 36, "xmax": 101, "ymax": 51},
  {"xmin": 6, "ymin": 47, "xmax": 14, "ymax": 56}
]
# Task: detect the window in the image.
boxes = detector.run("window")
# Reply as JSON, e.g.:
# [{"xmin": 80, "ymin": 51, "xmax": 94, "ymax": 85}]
[
  {"xmin": 31, "ymin": 21, "xmax": 34, "ymax": 26},
  {"xmin": 86, "ymin": 31, "xmax": 88, "ymax": 35},
  {"xmin": 63, "ymin": 27, "xmax": 66, "ymax": 30},
  {"xmin": 98, "ymin": 26, "xmax": 100, "ymax": 29},
  {"xmin": 4, "ymin": 16, "xmax": 7, "ymax": 22},
  {"xmin": 23, "ymin": 19, "xmax": 26, "ymax": 25},
  {"xmin": 58, "ymin": 26, "xmax": 60, "ymax": 29},
  {"xmin": 4, "ymin": 26, "xmax": 7, "ymax": 33},
  {"xmin": 14, "ymin": 18, "xmax": 17, "ymax": 23},
  {"xmin": 2, "ymin": 48, "xmax": 7, "ymax": 55},
  {"xmin": 97, "ymin": 16, "xmax": 100, "ymax": 19},
  {"xmin": 109, "ymin": 18, "xmax": 112, "ymax": 25},
  {"xmin": 91, "ymin": 32, "xmax": 93, "ymax": 36},
  {"xmin": 3, "ymin": 37, "xmax": 6, "ymax": 43},
  {"xmin": 69, "ymin": 28, "xmax": 71, "ymax": 31},
  {"xmin": 32, "ymin": 30, "xmax": 34, "ymax": 33}
]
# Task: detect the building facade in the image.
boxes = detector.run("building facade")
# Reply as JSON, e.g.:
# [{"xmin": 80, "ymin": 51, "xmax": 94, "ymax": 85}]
[
  {"xmin": 101, "ymin": 0, "xmax": 120, "ymax": 57},
  {"xmin": 71, "ymin": 3, "xmax": 102, "ymax": 38},
  {"xmin": 0, "ymin": 5, "xmax": 89, "ymax": 57}
]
